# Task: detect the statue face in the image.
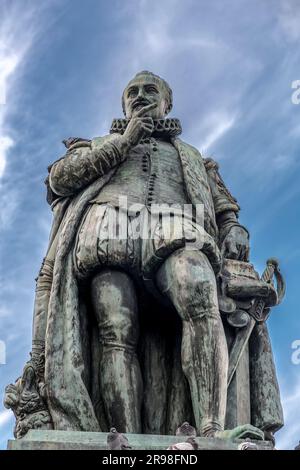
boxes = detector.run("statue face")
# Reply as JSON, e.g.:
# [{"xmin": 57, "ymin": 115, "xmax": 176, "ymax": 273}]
[{"xmin": 123, "ymin": 75, "xmax": 169, "ymax": 119}]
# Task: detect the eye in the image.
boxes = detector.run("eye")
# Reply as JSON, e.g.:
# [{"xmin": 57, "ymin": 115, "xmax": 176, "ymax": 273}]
[
  {"xmin": 127, "ymin": 88, "xmax": 138, "ymax": 98},
  {"xmin": 145, "ymin": 85, "xmax": 158, "ymax": 94}
]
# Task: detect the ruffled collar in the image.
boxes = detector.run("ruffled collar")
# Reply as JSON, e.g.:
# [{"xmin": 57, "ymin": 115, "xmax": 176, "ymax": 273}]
[{"xmin": 110, "ymin": 118, "xmax": 182, "ymax": 139}]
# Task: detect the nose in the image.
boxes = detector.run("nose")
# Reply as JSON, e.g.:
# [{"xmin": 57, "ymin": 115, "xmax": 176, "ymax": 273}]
[{"xmin": 137, "ymin": 87, "xmax": 146, "ymax": 99}]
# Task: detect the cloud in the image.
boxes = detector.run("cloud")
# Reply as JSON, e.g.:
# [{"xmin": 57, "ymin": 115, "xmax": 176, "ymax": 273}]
[
  {"xmin": 0, "ymin": 307, "xmax": 10, "ymax": 318},
  {"xmin": 278, "ymin": 0, "xmax": 300, "ymax": 42},
  {"xmin": 0, "ymin": 3, "xmax": 44, "ymax": 247},
  {"xmin": 0, "ymin": 135, "xmax": 13, "ymax": 178},
  {"xmin": 135, "ymin": 1, "xmax": 222, "ymax": 57},
  {"xmin": 0, "ymin": 8, "xmax": 34, "ymax": 180},
  {"xmin": 0, "ymin": 186, "xmax": 19, "ymax": 231},
  {"xmin": 272, "ymin": 154, "xmax": 296, "ymax": 171},
  {"xmin": 0, "ymin": 1, "xmax": 61, "ymax": 181},
  {"xmin": 0, "ymin": 1, "xmax": 64, "ymax": 242},
  {"xmin": 0, "ymin": 52, "xmax": 19, "ymax": 105},
  {"xmin": 0, "ymin": 409, "xmax": 13, "ymax": 428},
  {"xmin": 198, "ymin": 113, "xmax": 236, "ymax": 153}
]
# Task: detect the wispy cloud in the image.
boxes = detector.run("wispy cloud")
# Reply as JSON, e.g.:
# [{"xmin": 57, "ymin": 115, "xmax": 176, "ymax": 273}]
[
  {"xmin": 0, "ymin": 409, "xmax": 13, "ymax": 428},
  {"xmin": 135, "ymin": 0, "xmax": 223, "ymax": 58},
  {"xmin": 198, "ymin": 112, "xmax": 236, "ymax": 154},
  {"xmin": 0, "ymin": 4, "xmax": 38, "ymax": 179},
  {"xmin": 0, "ymin": 2, "xmax": 63, "ymax": 232},
  {"xmin": 273, "ymin": 154, "xmax": 296, "ymax": 171},
  {"xmin": 278, "ymin": 0, "xmax": 300, "ymax": 42},
  {"xmin": 0, "ymin": 409, "xmax": 14, "ymax": 448},
  {"xmin": 0, "ymin": 136, "xmax": 13, "ymax": 178},
  {"xmin": 0, "ymin": 51, "xmax": 19, "ymax": 105},
  {"xmin": 0, "ymin": 186, "xmax": 19, "ymax": 231},
  {"xmin": 0, "ymin": 3, "xmax": 49, "ymax": 252}
]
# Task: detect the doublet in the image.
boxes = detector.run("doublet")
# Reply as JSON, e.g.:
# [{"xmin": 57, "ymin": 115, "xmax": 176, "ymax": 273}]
[
  {"xmin": 48, "ymin": 118, "xmax": 241, "ymax": 280},
  {"xmin": 90, "ymin": 136, "xmax": 189, "ymax": 210},
  {"xmin": 73, "ymin": 134, "xmax": 221, "ymax": 280}
]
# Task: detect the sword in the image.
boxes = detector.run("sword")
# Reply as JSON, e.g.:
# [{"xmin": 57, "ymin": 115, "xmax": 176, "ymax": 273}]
[{"xmin": 227, "ymin": 258, "xmax": 285, "ymax": 387}]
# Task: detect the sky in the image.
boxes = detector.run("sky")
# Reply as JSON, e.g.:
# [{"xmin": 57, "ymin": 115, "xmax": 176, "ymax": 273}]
[{"xmin": 0, "ymin": 0, "xmax": 300, "ymax": 450}]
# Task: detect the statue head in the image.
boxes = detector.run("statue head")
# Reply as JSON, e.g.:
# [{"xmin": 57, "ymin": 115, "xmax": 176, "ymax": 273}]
[{"xmin": 122, "ymin": 71, "xmax": 173, "ymax": 119}]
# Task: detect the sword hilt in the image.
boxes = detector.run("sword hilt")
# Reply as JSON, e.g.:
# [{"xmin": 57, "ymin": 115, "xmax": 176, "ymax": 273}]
[
  {"xmin": 252, "ymin": 258, "xmax": 285, "ymax": 322},
  {"xmin": 263, "ymin": 258, "xmax": 285, "ymax": 304},
  {"xmin": 227, "ymin": 258, "xmax": 285, "ymax": 386},
  {"xmin": 262, "ymin": 258, "xmax": 278, "ymax": 283}
]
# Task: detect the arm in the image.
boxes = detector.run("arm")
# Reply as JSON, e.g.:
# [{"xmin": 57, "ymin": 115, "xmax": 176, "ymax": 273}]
[
  {"xmin": 49, "ymin": 103, "xmax": 157, "ymax": 197},
  {"xmin": 49, "ymin": 134, "xmax": 131, "ymax": 197},
  {"xmin": 204, "ymin": 158, "xmax": 249, "ymax": 261}
]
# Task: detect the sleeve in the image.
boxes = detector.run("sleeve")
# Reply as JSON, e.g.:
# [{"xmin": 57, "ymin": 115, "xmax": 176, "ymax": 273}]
[
  {"xmin": 204, "ymin": 158, "xmax": 240, "ymax": 216},
  {"xmin": 49, "ymin": 134, "xmax": 129, "ymax": 197},
  {"xmin": 204, "ymin": 158, "xmax": 249, "ymax": 244}
]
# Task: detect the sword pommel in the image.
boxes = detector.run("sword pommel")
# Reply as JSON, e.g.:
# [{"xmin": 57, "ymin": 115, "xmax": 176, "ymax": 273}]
[{"xmin": 266, "ymin": 258, "xmax": 279, "ymax": 269}]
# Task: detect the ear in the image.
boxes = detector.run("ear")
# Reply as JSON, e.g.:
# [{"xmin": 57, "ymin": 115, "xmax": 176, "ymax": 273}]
[
  {"xmin": 164, "ymin": 101, "xmax": 172, "ymax": 116},
  {"xmin": 122, "ymin": 95, "xmax": 126, "ymax": 116}
]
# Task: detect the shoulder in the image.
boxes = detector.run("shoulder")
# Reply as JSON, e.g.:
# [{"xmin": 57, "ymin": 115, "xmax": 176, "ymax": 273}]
[
  {"xmin": 203, "ymin": 157, "xmax": 219, "ymax": 172},
  {"xmin": 175, "ymin": 138, "xmax": 201, "ymax": 155},
  {"xmin": 47, "ymin": 137, "xmax": 92, "ymax": 173},
  {"xmin": 62, "ymin": 137, "xmax": 91, "ymax": 151},
  {"xmin": 49, "ymin": 134, "xmax": 112, "ymax": 168},
  {"xmin": 61, "ymin": 134, "xmax": 113, "ymax": 152},
  {"xmin": 45, "ymin": 135, "xmax": 107, "ymax": 204},
  {"xmin": 174, "ymin": 138, "xmax": 203, "ymax": 160},
  {"xmin": 174, "ymin": 139, "xmax": 223, "ymax": 176},
  {"xmin": 175, "ymin": 140, "xmax": 221, "ymax": 171}
]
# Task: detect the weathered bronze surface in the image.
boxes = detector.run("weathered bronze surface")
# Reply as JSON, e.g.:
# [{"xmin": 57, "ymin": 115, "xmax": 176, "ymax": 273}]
[{"xmin": 4, "ymin": 71, "xmax": 285, "ymax": 446}]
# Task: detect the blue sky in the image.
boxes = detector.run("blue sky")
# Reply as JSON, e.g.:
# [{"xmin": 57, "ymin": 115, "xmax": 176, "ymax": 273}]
[{"xmin": 0, "ymin": 0, "xmax": 300, "ymax": 450}]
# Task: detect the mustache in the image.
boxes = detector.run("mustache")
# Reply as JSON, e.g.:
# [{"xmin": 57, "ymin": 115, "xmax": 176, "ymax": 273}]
[{"xmin": 132, "ymin": 99, "xmax": 150, "ymax": 109}]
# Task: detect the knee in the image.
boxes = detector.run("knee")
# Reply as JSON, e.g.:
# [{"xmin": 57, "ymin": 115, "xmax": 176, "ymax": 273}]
[
  {"xmin": 157, "ymin": 249, "xmax": 218, "ymax": 320},
  {"xmin": 158, "ymin": 248, "xmax": 216, "ymax": 292},
  {"xmin": 91, "ymin": 270, "xmax": 139, "ymax": 348}
]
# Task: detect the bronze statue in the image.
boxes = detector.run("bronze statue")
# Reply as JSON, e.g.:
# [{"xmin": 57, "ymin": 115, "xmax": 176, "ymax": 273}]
[{"xmin": 4, "ymin": 71, "xmax": 285, "ymax": 444}]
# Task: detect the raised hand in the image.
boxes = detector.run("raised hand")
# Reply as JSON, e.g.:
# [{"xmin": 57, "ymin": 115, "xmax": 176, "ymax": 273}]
[{"xmin": 123, "ymin": 103, "xmax": 157, "ymax": 148}]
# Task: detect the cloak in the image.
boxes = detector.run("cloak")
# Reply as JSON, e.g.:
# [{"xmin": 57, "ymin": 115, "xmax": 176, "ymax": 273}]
[{"xmin": 42, "ymin": 135, "xmax": 283, "ymax": 434}]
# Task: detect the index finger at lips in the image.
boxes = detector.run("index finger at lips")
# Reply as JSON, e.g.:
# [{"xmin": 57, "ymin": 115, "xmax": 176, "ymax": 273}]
[{"xmin": 136, "ymin": 102, "xmax": 157, "ymax": 117}]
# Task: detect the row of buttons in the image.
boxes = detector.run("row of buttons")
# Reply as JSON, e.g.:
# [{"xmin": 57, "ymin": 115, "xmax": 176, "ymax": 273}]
[
  {"xmin": 140, "ymin": 138, "xmax": 159, "ymax": 205},
  {"xmin": 148, "ymin": 140, "xmax": 157, "ymax": 203},
  {"xmin": 142, "ymin": 151, "xmax": 149, "ymax": 172},
  {"xmin": 147, "ymin": 172, "xmax": 157, "ymax": 203}
]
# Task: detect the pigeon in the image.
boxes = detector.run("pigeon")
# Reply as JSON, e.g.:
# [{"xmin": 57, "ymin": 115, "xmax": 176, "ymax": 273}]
[
  {"xmin": 167, "ymin": 437, "xmax": 198, "ymax": 450},
  {"xmin": 107, "ymin": 427, "xmax": 132, "ymax": 450},
  {"xmin": 294, "ymin": 441, "xmax": 300, "ymax": 450},
  {"xmin": 62, "ymin": 137, "xmax": 91, "ymax": 149},
  {"xmin": 264, "ymin": 430, "xmax": 275, "ymax": 445},
  {"xmin": 176, "ymin": 421, "xmax": 197, "ymax": 437},
  {"xmin": 238, "ymin": 441, "xmax": 258, "ymax": 450}
]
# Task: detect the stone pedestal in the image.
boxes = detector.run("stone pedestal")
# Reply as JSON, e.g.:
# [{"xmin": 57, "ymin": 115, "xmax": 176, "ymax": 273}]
[{"xmin": 7, "ymin": 430, "xmax": 273, "ymax": 450}]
